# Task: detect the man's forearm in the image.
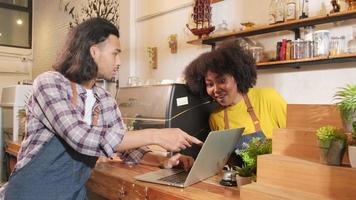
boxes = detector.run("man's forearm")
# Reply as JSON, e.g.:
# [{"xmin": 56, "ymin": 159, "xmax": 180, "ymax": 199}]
[{"xmin": 115, "ymin": 129, "xmax": 156, "ymax": 152}]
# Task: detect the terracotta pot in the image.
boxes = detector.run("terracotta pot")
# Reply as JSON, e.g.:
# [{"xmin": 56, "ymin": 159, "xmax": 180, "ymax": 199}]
[
  {"xmin": 349, "ymin": 146, "xmax": 356, "ymax": 168},
  {"xmin": 236, "ymin": 175, "xmax": 252, "ymax": 187}
]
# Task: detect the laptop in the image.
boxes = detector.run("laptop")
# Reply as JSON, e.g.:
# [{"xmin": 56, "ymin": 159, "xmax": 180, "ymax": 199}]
[{"xmin": 135, "ymin": 128, "xmax": 244, "ymax": 187}]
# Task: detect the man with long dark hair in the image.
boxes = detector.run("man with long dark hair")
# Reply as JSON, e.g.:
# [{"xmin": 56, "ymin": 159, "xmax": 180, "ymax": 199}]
[{"xmin": 0, "ymin": 18, "xmax": 201, "ymax": 199}]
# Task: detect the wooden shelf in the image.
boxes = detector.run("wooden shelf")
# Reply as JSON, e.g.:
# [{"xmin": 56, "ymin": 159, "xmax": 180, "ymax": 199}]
[
  {"xmin": 211, "ymin": 0, "xmax": 223, "ymax": 3},
  {"xmin": 187, "ymin": 10, "xmax": 356, "ymax": 46},
  {"xmin": 256, "ymin": 53, "xmax": 356, "ymax": 70}
]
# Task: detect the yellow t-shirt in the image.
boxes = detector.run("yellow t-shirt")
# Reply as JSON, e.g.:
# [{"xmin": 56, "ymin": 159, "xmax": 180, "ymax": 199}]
[{"xmin": 209, "ymin": 88, "xmax": 287, "ymax": 138}]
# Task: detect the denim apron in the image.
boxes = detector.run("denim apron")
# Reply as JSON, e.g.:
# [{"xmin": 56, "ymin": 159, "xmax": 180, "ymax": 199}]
[
  {"xmin": 5, "ymin": 82, "xmax": 98, "ymax": 200},
  {"xmin": 224, "ymin": 94, "xmax": 266, "ymax": 166},
  {"xmin": 5, "ymin": 136, "xmax": 98, "ymax": 200}
]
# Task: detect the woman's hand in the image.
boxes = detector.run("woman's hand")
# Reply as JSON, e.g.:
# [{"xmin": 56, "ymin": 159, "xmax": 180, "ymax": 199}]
[{"xmin": 161, "ymin": 153, "xmax": 194, "ymax": 171}]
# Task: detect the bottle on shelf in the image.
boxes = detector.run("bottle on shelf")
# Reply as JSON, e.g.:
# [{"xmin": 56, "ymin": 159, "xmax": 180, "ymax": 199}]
[
  {"xmin": 303, "ymin": 25, "xmax": 314, "ymax": 41},
  {"xmin": 299, "ymin": 0, "xmax": 309, "ymax": 19},
  {"xmin": 268, "ymin": 0, "xmax": 277, "ymax": 24},
  {"xmin": 286, "ymin": 0, "xmax": 297, "ymax": 21},
  {"xmin": 275, "ymin": 0, "xmax": 285, "ymax": 23},
  {"xmin": 347, "ymin": 25, "xmax": 356, "ymax": 53}
]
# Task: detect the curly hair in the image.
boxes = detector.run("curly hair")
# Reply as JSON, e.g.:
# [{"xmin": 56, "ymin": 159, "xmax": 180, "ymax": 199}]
[
  {"xmin": 53, "ymin": 17, "xmax": 119, "ymax": 84},
  {"xmin": 184, "ymin": 40, "xmax": 257, "ymax": 97}
]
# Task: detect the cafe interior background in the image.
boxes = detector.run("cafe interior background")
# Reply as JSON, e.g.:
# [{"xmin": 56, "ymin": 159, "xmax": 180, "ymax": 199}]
[
  {"xmin": 0, "ymin": 0, "xmax": 356, "ymax": 198},
  {"xmin": 0, "ymin": 0, "xmax": 355, "ymax": 104}
]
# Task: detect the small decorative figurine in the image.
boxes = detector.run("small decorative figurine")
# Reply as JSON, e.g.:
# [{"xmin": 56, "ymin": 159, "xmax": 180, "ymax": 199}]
[
  {"xmin": 147, "ymin": 47, "xmax": 158, "ymax": 69},
  {"xmin": 330, "ymin": 0, "xmax": 341, "ymax": 13},
  {"xmin": 186, "ymin": 0, "xmax": 215, "ymax": 38},
  {"xmin": 168, "ymin": 34, "xmax": 178, "ymax": 54}
]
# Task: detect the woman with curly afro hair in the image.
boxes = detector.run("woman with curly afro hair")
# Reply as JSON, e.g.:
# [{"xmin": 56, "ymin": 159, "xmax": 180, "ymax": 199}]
[{"xmin": 184, "ymin": 40, "xmax": 286, "ymax": 149}]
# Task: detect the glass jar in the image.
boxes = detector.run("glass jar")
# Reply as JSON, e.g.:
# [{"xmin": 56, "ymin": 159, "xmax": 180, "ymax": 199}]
[
  {"xmin": 303, "ymin": 25, "xmax": 314, "ymax": 41},
  {"xmin": 286, "ymin": 0, "xmax": 297, "ymax": 21},
  {"xmin": 304, "ymin": 41, "xmax": 314, "ymax": 58},
  {"xmin": 313, "ymin": 30, "xmax": 330, "ymax": 57},
  {"xmin": 268, "ymin": 0, "xmax": 277, "ymax": 24},
  {"xmin": 292, "ymin": 39, "xmax": 305, "ymax": 59},
  {"xmin": 250, "ymin": 46, "xmax": 263, "ymax": 63},
  {"xmin": 330, "ymin": 36, "xmax": 346, "ymax": 56},
  {"xmin": 348, "ymin": 25, "xmax": 356, "ymax": 53},
  {"xmin": 275, "ymin": 0, "xmax": 285, "ymax": 23}
]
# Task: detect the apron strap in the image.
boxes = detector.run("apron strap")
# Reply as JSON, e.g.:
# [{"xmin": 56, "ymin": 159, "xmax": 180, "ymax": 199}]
[
  {"xmin": 224, "ymin": 109, "xmax": 230, "ymax": 129},
  {"xmin": 223, "ymin": 94, "xmax": 261, "ymax": 132},
  {"xmin": 70, "ymin": 82, "xmax": 78, "ymax": 106},
  {"xmin": 70, "ymin": 82, "xmax": 100, "ymax": 125},
  {"xmin": 242, "ymin": 94, "xmax": 262, "ymax": 132}
]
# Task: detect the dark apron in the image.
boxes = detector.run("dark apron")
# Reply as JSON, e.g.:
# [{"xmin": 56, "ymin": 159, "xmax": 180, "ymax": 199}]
[
  {"xmin": 5, "ymin": 82, "xmax": 99, "ymax": 200},
  {"xmin": 5, "ymin": 136, "xmax": 97, "ymax": 200},
  {"xmin": 224, "ymin": 94, "xmax": 266, "ymax": 166}
]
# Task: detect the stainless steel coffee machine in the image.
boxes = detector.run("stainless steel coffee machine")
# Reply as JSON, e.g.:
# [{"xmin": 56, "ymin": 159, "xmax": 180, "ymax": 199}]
[{"xmin": 117, "ymin": 83, "xmax": 217, "ymax": 158}]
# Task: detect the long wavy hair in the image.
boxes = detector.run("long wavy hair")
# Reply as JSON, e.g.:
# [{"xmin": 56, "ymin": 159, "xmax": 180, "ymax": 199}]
[{"xmin": 53, "ymin": 17, "xmax": 119, "ymax": 83}]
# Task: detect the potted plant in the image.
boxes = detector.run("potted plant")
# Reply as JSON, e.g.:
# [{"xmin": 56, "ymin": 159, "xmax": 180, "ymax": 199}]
[
  {"xmin": 348, "ymin": 122, "xmax": 356, "ymax": 167},
  {"xmin": 316, "ymin": 125, "xmax": 347, "ymax": 166},
  {"xmin": 334, "ymin": 84, "xmax": 356, "ymax": 132},
  {"xmin": 234, "ymin": 137, "xmax": 272, "ymax": 186},
  {"xmin": 233, "ymin": 164, "xmax": 254, "ymax": 186},
  {"xmin": 334, "ymin": 84, "xmax": 356, "ymax": 167}
]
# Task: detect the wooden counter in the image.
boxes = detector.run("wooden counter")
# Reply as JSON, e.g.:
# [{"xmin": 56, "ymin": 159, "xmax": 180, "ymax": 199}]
[
  {"xmin": 4, "ymin": 142, "xmax": 239, "ymax": 200},
  {"xmin": 87, "ymin": 158, "xmax": 240, "ymax": 200}
]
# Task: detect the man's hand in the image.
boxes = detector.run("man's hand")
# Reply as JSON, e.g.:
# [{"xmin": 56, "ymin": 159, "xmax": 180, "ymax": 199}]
[
  {"xmin": 152, "ymin": 128, "xmax": 203, "ymax": 152},
  {"xmin": 161, "ymin": 153, "xmax": 194, "ymax": 171}
]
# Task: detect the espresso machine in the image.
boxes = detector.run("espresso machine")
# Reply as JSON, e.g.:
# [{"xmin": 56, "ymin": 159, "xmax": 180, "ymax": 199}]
[{"xmin": 117, "ymin": 83, "xmax": 217, "ymax": 158}]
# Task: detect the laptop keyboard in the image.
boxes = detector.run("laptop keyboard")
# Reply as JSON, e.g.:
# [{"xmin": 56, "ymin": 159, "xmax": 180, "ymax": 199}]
[{"xmin": 158, "ymin": 171, "xmax": 189, "ymax": 184}]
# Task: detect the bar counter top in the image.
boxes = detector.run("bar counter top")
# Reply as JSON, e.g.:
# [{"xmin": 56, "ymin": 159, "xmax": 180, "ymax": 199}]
[{"xmin": 86, "ymin": 157, "xmax": 240, "ymax": 200}]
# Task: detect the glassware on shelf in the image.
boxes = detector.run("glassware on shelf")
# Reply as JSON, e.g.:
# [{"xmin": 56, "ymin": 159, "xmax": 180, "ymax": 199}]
[
  {"xmin": 299, "ymin": 0, "xmax": 309, "ymax": 19},
  {"xmin": 269, "ymin": 0, "xmax": 277, "ymax": 24},
  {"xmin": 250, "ymin": 46, "xmax": 264, "ymax": 63},
  {"xmin": 303, "ymin": 25, "xmax": 315, "ymax": 41},
  {"xmin": 313, "ymin": 30, "xmax": 331, "ymax": 57},
  {"xmin": 275, "ymin": 0, "xmax": 285, "ymax": 23},
  {"xmin": 347, "ymin": 25, "xmax": 356, "ymax": 53},
  {"xmin": 215, "ymin": 20, "xmax": 229, "ymax": 34},
  {"xmin": 329, "ymin": 36, "xmax": 346, "ymax": 56},
  {"xmin": 286, "ymin": 0, "xmax": 297, "ymax": 21},
  {"xmin": 304, "ymin": 40, "xmax": 314, "ymax": 58},
  {"xmin": 292, "ymin": 39, "xmax": 305, "ymax": 59}
]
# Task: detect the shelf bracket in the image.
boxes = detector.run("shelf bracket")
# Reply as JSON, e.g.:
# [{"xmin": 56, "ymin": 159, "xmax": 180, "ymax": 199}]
[
  {"xmin": 211, "ymin": 43, "xmax": 216, "ymax": 51},
  {"xmin": 292, "ymin": 28, "xmax": 301, "ymax": 40}
]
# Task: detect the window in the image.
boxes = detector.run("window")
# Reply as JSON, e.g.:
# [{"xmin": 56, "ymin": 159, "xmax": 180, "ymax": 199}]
[{"xmin": 0, "ymin": 0, "xmax": 32, "ymax": 48}]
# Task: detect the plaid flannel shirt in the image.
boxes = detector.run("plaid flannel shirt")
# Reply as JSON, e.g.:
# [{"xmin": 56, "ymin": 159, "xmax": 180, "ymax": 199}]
[{"xmin": 13, "ymin": 71, "xmax": 149, "ymax": 174}]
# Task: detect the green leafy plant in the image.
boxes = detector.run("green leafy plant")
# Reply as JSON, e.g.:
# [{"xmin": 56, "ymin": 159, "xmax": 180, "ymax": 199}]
[
  {"xmin": 351, "ymin": 121, "xmax": 356, "ymax": 145},
  {"xmin": 316, "ymin": 125, "xmax": 347, "ymax": 148},
  {"xmin": 236, "ymin": 138, "xmax": 272, "ymax": 177},
  {"xmin": 334, "ymin": 84, "xmax": 356, "ymax": 122},
  {"xmin": 233, "ymin": 164, "xmax": 254, "ymax": 177}
]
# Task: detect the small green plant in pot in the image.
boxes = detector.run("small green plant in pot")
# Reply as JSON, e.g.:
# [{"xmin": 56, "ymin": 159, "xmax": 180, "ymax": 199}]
[
  {"xmin": 316, "ymin": 125, "xmax": 347, "ymax": 166},
  {"xmin": 234, "ymin": 137, "xmax": 272, "ymax": 185},
  {"xmin": 334, "ymin": 84, "xmax": 356, "ymax": 167},
  {"xmin": 334, "ymin": 84, "xmax": 356, "ymax": 132},
  {"xmin": 348, "ymin": 121, "xmax": 356, "ymax": 168}
]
